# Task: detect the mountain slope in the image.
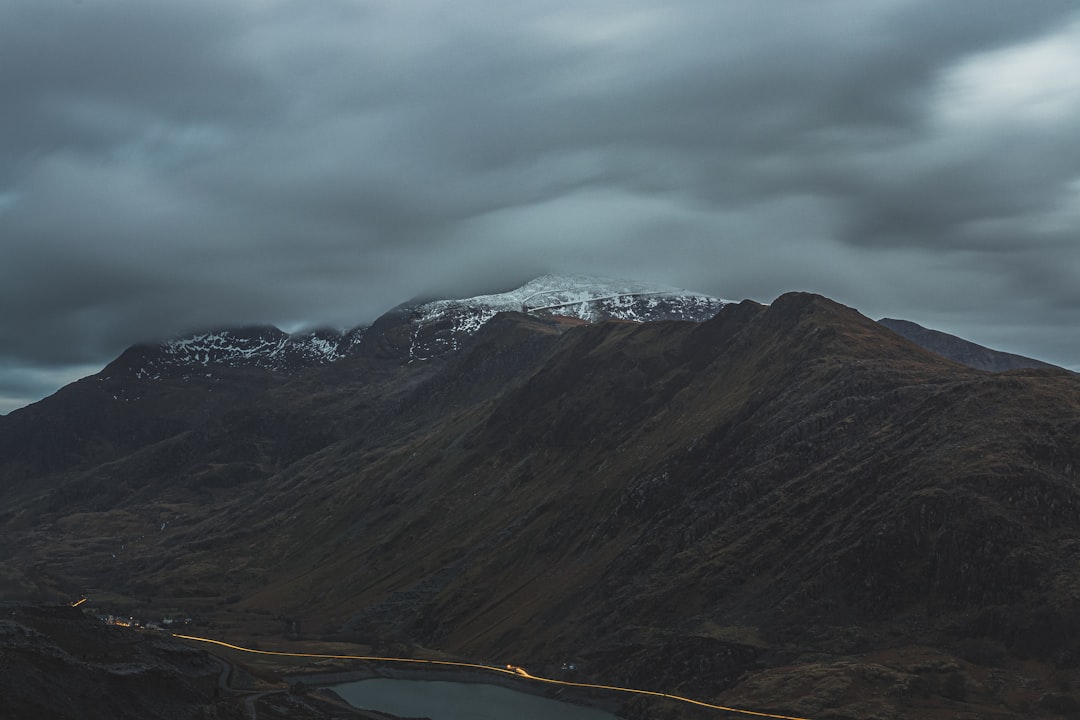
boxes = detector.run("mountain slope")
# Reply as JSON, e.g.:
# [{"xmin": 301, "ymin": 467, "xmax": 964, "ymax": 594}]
[
  {"xmin": 300, "ymin": 294, "xmax": 1080, "ymax": 654},
  {"xmin": 0, "ymin": 273, "xmax": 723, "ymax": 487},
  {"xmin": 879, "ymin": 317, "xmax": 1061, "ymax": 372},
  {"xmin": 2, "ymin": 289, "xmax": 1080, "ymax": 719},
  {"xmin": 0, "ymin": 605, "xmax": 224, "ymax": 720}
]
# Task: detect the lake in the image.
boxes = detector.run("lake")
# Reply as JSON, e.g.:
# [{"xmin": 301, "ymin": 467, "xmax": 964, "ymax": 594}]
[{"xmin": 333, "ymin": 677, "xmax": 620, "ymax": 720}]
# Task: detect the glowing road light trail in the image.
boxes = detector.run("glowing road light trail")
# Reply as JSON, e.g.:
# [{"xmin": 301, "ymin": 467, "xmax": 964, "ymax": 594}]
[
  {"xmin": 172, "ymin": 634, "xmax": 814, "ymax": 720},
  {"xmin": 70, "ymin": 597, "xmax": 88, "ymax": 608}
]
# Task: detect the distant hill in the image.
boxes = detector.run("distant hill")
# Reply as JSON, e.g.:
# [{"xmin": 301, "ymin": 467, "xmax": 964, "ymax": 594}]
[{"xmin": 878, "ymin": 317, "xmax": 1061, "ymax": 372}]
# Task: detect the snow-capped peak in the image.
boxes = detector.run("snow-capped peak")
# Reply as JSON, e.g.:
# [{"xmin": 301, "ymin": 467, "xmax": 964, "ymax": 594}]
[
  {"xmin": 402, "ymin": 274, "xmax": 731, "ymax": 360},
  {"xmin": 113, "ymin": 275, "xmax": 729, "ymax": 376},
  {"xmin": 420, "ymin": 274, "xmax": 721, "ymax": 318}
]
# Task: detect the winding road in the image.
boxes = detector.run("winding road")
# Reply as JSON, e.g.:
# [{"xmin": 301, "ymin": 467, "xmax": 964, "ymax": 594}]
[{"xmin": 172, "ymin": 633, "xmax": 813, "ymax": 720}]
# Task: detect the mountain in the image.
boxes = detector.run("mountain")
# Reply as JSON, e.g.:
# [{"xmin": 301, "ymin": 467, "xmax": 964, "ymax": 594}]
[
  {"xmin": 105, "ymin": 274, "xmax": 729, "ymax": 376},
  {"xmin": 330, "ymin": 273, "xmax": 730, "ymax": 363},
  {"xmin": 91, "ymin": 276, "xmax": 1062, "ymax": 385},
  {"xmin": 2, "ymin": 280, "xmax": 1080, "ymax": 719},
  {"xmin": 389, "ymin": 273, "xmax": 730, "ymax": 361},
  {"xmin": 115, "ymin": 325, "xmax": 367, "ymax": 378},
  {"xmin": 879, "ymin": 317, "xmax": 1062, "ymax": 372}
]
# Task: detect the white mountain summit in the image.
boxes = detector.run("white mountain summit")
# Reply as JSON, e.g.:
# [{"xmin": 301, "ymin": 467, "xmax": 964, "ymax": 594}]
[
  {"xmin": 400, "ymin": 274, "xmax": 731, "ymax": 359},
  {"xmin": 113, "ymin": 275, "xmax": 731, "ymax": 376}
]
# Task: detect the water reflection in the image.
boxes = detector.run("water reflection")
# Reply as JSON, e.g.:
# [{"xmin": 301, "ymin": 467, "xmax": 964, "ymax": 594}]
[{"xmin": 334, "ymin": 678, "xmax": 618, "ymax": 720}]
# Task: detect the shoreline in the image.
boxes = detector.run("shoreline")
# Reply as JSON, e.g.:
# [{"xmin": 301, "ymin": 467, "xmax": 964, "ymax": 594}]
[{"xmin": 285, "ymin": 664, "xmax": 626, "ymax": 716}]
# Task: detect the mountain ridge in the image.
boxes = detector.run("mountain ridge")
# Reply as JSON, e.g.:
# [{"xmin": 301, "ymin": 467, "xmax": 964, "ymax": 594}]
[
  {"xmin": 102, "ymin": 274, "xmax": 730, "ymax": 379},
  {"xmin": 3, "ymin": 284, "xmax": 1080, "ymax": 719},
  {"xmin": 878, "ymin": 317, "xmax": 1063, "ymax": 372},
  {"xmin": 87, "ymin": 276, "xmax": 1064, "ymax": 389}
]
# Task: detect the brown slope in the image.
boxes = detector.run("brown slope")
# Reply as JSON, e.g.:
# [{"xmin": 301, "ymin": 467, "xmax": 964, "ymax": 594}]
[
  {"xmin": 239, "ymin": 295, "xmax": 1080, "ymax": 677},
  {"xmin": 0, "ymin": 350, "xmax": 449, "ymax": 608}
]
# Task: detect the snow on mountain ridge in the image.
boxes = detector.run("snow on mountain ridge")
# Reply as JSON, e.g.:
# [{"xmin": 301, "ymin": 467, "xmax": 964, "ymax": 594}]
[
  {"xmin": 163, "ymin": 328, "xmax": 290, "ymax": 365},
  {"xmin": 402, "ymin": 274, "xmax": 731, "ymax": 360},
  {"xmin": 122, "ymin": 326, "xmax": 364, "ymax": 379},
  {"xmin": 413, "ymin": 273, "xmax": 727, "ymax": 333},
  {"xmin": 118, "ymin": 275, "xmax": 728, "ymax": 374},
  {"xmin": 418, "ymin": 274, "xmax": 719, "ymax": 315}
]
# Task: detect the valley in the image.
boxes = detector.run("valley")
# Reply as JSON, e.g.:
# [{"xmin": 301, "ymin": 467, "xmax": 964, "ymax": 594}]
[{"xmin": 3, "ymin": 278, "xmax": 1080, "ymax": 719}]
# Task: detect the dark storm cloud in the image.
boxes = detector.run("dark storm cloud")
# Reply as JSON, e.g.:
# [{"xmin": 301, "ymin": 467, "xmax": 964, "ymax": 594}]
[{"xmin": 2, "ymin": 0, "xmax": 1080, "ymax": 412}]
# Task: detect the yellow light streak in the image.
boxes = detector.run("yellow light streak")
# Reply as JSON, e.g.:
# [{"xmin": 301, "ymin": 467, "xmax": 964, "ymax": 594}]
[
  {"xmin": 171, "ymin": 633, "xmax": 813, "ymax": 720},
  {"xmin": 70, "ymin": 598, "xmax": 88, "ymax": 608}
]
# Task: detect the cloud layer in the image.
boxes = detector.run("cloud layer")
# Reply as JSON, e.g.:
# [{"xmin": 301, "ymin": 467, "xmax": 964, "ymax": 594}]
[{"xmin": 3, "ymin": 1, "xmax": 1080, "ymax": 411}]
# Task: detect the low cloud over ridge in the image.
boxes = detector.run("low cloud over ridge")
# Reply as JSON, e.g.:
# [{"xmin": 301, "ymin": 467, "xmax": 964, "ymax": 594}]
[{"xmin": 2, "ymin": 1, "xmax": 1079, "ymax": 411}]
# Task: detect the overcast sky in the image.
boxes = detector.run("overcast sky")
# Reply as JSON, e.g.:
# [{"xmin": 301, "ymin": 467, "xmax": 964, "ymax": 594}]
[{"xmin": 2, "ymin": 1, "xmax": 1079, "ymax": 413}]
